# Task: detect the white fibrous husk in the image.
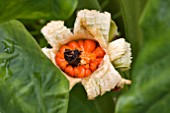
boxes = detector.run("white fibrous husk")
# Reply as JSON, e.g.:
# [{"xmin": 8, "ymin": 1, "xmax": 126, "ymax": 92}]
[
  {"xmin": 41, "ymin": 21, "xmax": 83, "ymax": 89},
  {"xmin": 74, "ymin": 9, "xmax": 111, "ymax": 49},
  {"xmin": 113, "ymin": 42, "xmax": 132, "ymax": 71},
  {"xmin": 108, "ymin": 38, "xmax": 132, "ymax": 71},
  {"xmin": 42, "ymin": 48, "xmax": 56, "ymax": 64},
  {"xmin": 41, "ymin": 9, "xmax": 132, "ymax": 100},
  {"xmin": 82, "ymin": 55, "xmax": 122, "ymax": 99},
  {"xmin": 41, "ymin": 21, "xmax": 73, "ymax": 51}
]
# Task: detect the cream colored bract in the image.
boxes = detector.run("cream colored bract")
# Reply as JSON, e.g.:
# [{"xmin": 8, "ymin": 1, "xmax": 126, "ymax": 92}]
[{"xmin": 41, "ymin": 9, "xmax": 132, "ymax": 100}]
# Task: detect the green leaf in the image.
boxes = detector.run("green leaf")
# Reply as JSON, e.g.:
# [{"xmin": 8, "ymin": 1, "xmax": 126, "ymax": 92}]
[
  {"xmin": 77, "ymin": 0, "xmax": 101, "ymax": 10},
  {"xmin": 99, "ymin": 0, "xmax": 125, "ymax": 38},
  {"xmin": 65, "ymin": 0, "xmax": 101, "ymax": 28},
  {"xmin": 0, "ymin": 20, "xmax": 69, "ymax": 113},
  {"xmin": 115, "ymin": 0, "xmax": 170, "ymax": 113},
  {"xmin": 67, "ymin": 84, "xmax": 115, "ymax": 113},
  {"xmin": 109, "ymin": 20, "xmax": 118, "ymax": 42},
  {"xmin": 119, "ymin": 0, "xmax": 148, "ymax": 59},
  {"xmin": 0, "ymin": 0, "xmax": 78, "ymax": 23}
]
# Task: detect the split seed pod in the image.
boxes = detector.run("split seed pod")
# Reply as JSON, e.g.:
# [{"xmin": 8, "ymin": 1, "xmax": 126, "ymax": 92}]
[{"xmin": 41, "ymin": 9, "xmax": 132, "ymax": 100}]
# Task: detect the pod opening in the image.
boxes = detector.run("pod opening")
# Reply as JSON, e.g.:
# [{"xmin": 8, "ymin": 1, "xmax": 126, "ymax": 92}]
[{"xmin": 55, "ymin": 39, "xmax": 105, "ymax": 78}]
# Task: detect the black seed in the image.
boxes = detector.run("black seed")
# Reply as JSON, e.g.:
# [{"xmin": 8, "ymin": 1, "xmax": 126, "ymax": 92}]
[{"xmin": 64, "ymin": 49, "xmax": 81, "ymax": 67}]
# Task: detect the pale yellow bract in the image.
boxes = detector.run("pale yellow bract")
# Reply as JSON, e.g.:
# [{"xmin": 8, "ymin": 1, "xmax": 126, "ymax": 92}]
[{"xmin": 41, "ymin": 9, "xmax": 132, "ymax": 100}]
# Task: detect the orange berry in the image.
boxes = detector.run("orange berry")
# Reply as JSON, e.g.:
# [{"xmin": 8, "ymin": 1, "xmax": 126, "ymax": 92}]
[
  {"xmin": 56, "ymin": 52, "xmax": 64, "ymax": 59},
  {"xmin": 77, "ymin": 40, "xmax": 84, "ymax": 49},
  {"xmin": 88, "ymin": 53, "xmax": 96, "ymax": 62},
  {"xmin": 96, "ymin": 58, "xmax": 103, "ymax": 64},
  {"xmin": 84, "ymin": 39, "xmax": 96, "ymax": 52},
  {"xmin": 90, "ymin": 61, "xmax": 98, "ymax": 72},
  {"xmin": 74, "ymin": 67, "xmax": 79, "ymax": 77},
  {"xmin": 68, "ymin": 41, "xmax": 80, "ymax": 49},
  {"xmin": 59, "ymin": 61, "xmax": 67, "ymax": 70},
  {"xmin": 83, "ymin": 64, "xmax": 90, "ymax": 69},
  {"xmin": 85, "ymin": 68, "xmax": 92, "ymax": 77},
  {"xmin": 55, "ymin": 57, "xmax": 65, "ymax": 65},
  {"xmin": 93, "ymin": 46, "xmax": 105, "ymax": 58},
  {"xmin": 81, "ymin": 52, "xmax": 96, "ymax": 64},
  {"xmin": 55, "ymin": 57, "xmax": 67, "ymax": 70},
  {"xmin": 59, "ymin": 45, "xmax": 71, "ymax": 53},
  {"xmin": 78, "ymin": 66, "xmax": 86, "ymax": 78},
  {"xmin": 65, "ymin": 66, "xmax": 74, "ymax": 77}
]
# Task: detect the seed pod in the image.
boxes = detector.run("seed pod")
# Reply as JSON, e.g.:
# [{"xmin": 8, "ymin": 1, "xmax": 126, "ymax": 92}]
[{"xmin": 41, "ymin": 9, "xmax": 132, "ymax": 99}]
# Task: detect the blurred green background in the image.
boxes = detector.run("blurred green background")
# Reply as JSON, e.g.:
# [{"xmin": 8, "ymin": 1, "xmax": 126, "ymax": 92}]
[{"xmin": 0, "ymin": 0, "xmax": 170, "ymax": 113}]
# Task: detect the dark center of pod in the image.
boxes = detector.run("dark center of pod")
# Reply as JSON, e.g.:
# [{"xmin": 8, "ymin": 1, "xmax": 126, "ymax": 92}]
[{"xmin": 64, "ymin": 49, "xmax": 81, "ymax": 67}]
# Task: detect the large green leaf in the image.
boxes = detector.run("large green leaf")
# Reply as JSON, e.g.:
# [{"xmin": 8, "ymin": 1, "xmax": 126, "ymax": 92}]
[
  {"xmin": 0, "ymin": 20, "xmax": 69, "ymax": 113},
  {"xmin": 115, "ymin": 0, "xmax": 170, "ymax": 113},
  {"xmin": 67, "ymin": 84, "xmax": 115, "ymax": 113},
  {"xmin": 119, "ymin": 0, "xmax": 148, "ymax": 59},
  {"xmin": 0, "ymin": 0, "xmax": 77, "ymax": 23}
]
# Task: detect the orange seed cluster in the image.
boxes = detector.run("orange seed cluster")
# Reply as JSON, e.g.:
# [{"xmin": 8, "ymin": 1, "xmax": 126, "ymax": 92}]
[{"xmin": 55, "ymin": 39, "xmax": 105, "ymax": 78}]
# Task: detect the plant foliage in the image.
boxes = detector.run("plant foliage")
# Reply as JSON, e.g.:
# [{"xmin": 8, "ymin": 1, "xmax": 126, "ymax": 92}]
[{"xmin": 0, "ymin": 0, "xmax": 170, "ymax": 113}]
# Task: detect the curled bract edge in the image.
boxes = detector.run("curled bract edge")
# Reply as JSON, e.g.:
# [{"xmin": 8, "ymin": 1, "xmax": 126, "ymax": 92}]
[{"xmin": 41, "ymin": 9, "xmax": 132, "ymax": 99}]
